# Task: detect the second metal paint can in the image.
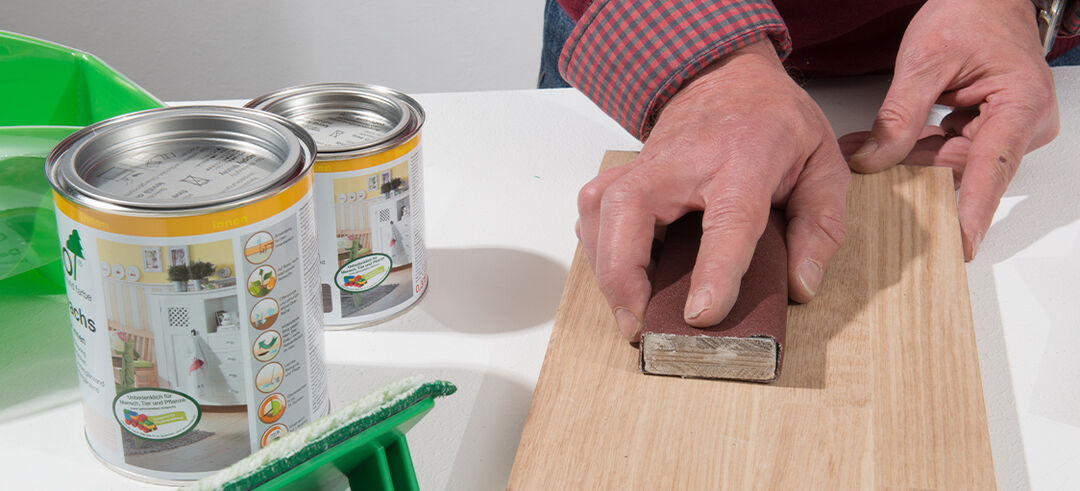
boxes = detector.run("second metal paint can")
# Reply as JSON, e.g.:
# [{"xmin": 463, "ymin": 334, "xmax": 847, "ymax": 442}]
[{"xmin": 247, "ymin": 83, "xmax": 428, "ymax": 328}]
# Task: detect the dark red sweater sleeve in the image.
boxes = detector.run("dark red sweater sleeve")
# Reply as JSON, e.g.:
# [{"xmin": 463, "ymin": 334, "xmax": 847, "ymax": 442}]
[{"xmin": 558, "ymin": 0, "xmax": 592, "ymax": 20}]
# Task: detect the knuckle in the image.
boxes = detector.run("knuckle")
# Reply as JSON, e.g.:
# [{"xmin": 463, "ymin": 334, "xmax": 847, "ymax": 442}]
[
  {"xmin": 701, "ymin": 199, "xmax": 761, "ymax": 235},
  {"xmin": 875, "ymin": 102, "xmax": 916, "ymax": 130},
  {"xmin": 824, "ymin": 157, "xmax": 853, "ymax": 184},
  {"xmin": 601, "ymin": 175, "xmax": 646, "ymax": 209},
  {"xmin": 814, "ymin": 212, "xmax": 847, "ymax": 251},
  {"xmin": 577, "ymin": 179, "xmax": 607, "ymax": 215},
  {"xmin": 898, "ymin": 42, "xmax": 946, "ymax": 75},
  {"xmin": 595, "ymin": 264, "xmax": 636, "ymax": 301},
  {"xmin": 594, "ymin": 266, "xmax": 621, "ymax": 295}
]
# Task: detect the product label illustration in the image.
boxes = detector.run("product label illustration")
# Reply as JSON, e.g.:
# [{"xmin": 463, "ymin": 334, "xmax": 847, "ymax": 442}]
[{"xmin": 55, "ymin": 184, "xmax": 328, "ymax": 481}]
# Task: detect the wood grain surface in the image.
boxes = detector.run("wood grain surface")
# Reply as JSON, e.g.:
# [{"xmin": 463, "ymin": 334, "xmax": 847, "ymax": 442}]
[{"xmin": 509, "ymin": 151, "xmax": 994, "ymax": 490}]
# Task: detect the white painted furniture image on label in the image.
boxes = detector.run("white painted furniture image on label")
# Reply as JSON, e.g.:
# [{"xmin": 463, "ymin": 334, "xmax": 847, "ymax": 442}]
[
  {"xmin": 149, "ymin": 289, "xmax": 245, "ymax": 406},
  {"xmin": 368, "ymin": 190, "xmax": 412, "ymax": 267}
]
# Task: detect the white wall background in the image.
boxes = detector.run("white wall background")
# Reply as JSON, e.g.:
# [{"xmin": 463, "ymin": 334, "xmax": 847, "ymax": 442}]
[{"xmin": 1, "ymin": 1, "xmax": 546, "ymax": 101}]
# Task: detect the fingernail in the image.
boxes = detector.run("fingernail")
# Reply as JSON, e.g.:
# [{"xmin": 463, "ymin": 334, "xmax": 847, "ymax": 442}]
[
  {"xmin": 851, "ymin": 139, "xmax": 878, "ymax": 160},
  {"xmin": 685, "ymin": 288, "xmax": 712, "ymax": 321},
  {"xmin": 797, "ymin": 259, "xmax": 823, "ymax": 297},
  {"xmin": 970, "ymin": 232, "xmax": 983, "ymax": 259},
  {"xmin": 614, "ymin": 307, "xmax": 642, "ymax": 340}
]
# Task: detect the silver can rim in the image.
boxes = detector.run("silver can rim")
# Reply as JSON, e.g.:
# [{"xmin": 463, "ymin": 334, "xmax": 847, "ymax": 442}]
[
  {"xmin": 46, "ymin": 106, "xmax": 317, "ymax": 217},
  {"xmin": 244, "ymin": 82, "xmax": 425, "ymax": 161}
]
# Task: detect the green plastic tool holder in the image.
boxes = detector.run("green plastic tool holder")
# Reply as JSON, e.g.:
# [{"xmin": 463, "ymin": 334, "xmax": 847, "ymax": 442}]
[{"xmin": 257, "ymin": 397, "xmax": 435, "ymax": 491}]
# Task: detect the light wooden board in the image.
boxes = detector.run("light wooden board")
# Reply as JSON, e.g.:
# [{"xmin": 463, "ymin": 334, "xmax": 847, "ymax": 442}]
[{"xmin": 509, "ymin": 151, "xmax": 994, "ymax": 489}]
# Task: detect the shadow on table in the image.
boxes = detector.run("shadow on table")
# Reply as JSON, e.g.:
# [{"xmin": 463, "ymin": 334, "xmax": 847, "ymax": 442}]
[
  {"xmin": 962, "ymin": 121, "xmax": 1080, "ymax": 490},
  {"xmin": 416, "ymin": 247, "xmax": 568, "ymax": 334},
  {"xmin": 327, "ymin": 363, "xmax": 532, "ymax": 490},
  {"xmin": 773, "ymin": 169, "xmax": 917, "ymax": 390}
]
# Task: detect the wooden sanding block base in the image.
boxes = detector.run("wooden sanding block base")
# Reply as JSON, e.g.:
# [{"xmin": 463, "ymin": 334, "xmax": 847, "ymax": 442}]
[{"xmin": 640, "ymin": 210, "xmax": 788, "ymax": 382}]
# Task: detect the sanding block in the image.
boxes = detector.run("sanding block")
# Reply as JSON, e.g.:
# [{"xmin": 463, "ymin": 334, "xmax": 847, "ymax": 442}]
[{"xmin": 640, "ymin": 211, "xmax": 788, "ymax": 382}]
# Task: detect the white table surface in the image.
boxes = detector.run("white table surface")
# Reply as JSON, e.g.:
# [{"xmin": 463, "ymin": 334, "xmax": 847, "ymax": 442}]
[{"xmin": 2, "ymin": 68, "xmax": 1079, "ymax": 490}]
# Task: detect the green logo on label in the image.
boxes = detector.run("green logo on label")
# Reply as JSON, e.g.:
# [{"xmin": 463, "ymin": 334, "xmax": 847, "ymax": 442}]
[{"xmin": 62, "ymin": 229, "xmax": 85, "ymax": 280}]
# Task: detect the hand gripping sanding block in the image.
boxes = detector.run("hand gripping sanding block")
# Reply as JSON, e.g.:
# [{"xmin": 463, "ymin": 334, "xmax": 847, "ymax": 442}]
[{"xmin": 640, "ymin": 210, "xmax": 787, "ymax": 382}]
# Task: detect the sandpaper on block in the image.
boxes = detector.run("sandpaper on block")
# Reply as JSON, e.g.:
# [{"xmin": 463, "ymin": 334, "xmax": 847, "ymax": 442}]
[{"xmin": 640, "ymin": 210, "xmax": 788, "ymax": 382}]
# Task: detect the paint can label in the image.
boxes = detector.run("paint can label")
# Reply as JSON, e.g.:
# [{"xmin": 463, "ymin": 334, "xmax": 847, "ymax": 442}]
[
  {"xmin": 54, "ymin": 176, "xmax": 329, "ymax": 482},
  {"xmin": 316, "ymin": 136, "xmax": 428, "ymax": 325}
]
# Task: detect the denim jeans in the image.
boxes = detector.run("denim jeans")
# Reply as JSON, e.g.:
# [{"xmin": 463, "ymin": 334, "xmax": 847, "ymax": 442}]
[
  {"xmin": 538, "ymin": 0, "xmax": 574, "ymax": 89},
  {"xmin": 1050, "ymin": 44, "xmax": 1080, "ymax": 66}
]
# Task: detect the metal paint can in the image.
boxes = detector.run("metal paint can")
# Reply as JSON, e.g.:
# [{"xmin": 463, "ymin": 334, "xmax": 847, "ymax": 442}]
[
  {"xmin": 45, "ymin": 106, "xmax": 330, "ymax": 483},
  {"xmin": 246, "ymin": 83, "xmax": 428, "ymax": 328}
]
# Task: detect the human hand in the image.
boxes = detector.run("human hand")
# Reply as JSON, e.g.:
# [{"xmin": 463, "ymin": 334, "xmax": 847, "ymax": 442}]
[
  {"xmin": 843, "ymin": 0, "xmax": 1059, "ymax": 260},
  {"xmin": 576, "ymin": 39, "xmax": 850, "ymax": 342}
]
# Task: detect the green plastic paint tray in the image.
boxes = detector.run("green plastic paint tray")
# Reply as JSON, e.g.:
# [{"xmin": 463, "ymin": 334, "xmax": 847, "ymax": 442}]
[
  {"xmin": 0, "ymin": 30, "xmax": 162, "ymax": 286},
  {"xmin": 0, "ymin": 30, "xmax": 162, "ymax": 127},
  {"xmin": 0, "ymin": 31, "xmax": 162, "ymax": 416}
]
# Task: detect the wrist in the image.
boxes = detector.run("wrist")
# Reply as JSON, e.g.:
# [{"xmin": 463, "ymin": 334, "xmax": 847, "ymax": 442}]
[
  {"xmin": 931, "ymin": 0, "xmax": 1046, "ymax": 53},
  {"xmin": 714, "ymin": 39, "xmax": 786, "ymax": 74},
  {"xmin": 675, "ymin": 40, "xmax": 786, "ymax": 96},
  {"xmin": 987, "ymin": 0, "xmax": 1043, "ymax": 27},
  {"xmin": 970, "ymin": 0, "xmax": 1036, "ymax": 16}
]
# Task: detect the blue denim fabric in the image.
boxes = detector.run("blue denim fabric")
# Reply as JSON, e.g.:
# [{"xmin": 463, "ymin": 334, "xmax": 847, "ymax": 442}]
[
  {"xmin": 539, "ymin": 0, "xmax": 574, "ymax": 88},
  {"xmin": 1049, "ymin": 44, "xmax": 1080, "ymax": 66}
]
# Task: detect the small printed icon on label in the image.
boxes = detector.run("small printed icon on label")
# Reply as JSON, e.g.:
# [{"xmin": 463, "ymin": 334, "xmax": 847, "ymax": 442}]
[
  {"xmin": 249, "ymin": 297, "xmax": 280, "ymax": 330},
  {"xmin": 256, "ymin": 362, "xmax": 284, "ymax": 393},
  {"xmin": 253, "ymin": 330, "xmax": 282, "ymax": 362},
  {"xmin": 247, "ymin": 265, "xmax": 277, "ymax": 297},
  {"xmin": 261, "ymin": 424, "xmax": 288, "ymax": 448},
  {"xmin": 244, "ymin": 231, "xmax": 274, "ymax": 264},
  {"xmin": 258, "ymin": 393, "xmax": 287, "ymax": 424}
]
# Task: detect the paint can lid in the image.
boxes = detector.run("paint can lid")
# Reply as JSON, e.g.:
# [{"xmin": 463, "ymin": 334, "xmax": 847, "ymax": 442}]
[
  {"xmin": 245, "ymin": 83, "xmax": 424, "ymax": 159},
  {"xmin": 46, "ymin": 106, "xmax": 315, "ymax": 213}
]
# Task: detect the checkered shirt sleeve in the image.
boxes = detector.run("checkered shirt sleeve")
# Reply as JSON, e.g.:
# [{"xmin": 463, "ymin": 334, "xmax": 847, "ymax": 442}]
[{"xmin": 558, "ymin": 0, "xmax": 791, "ymax": 140}]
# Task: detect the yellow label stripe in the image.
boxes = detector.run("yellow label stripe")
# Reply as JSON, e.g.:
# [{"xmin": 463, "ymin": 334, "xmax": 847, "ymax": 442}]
[
  {"xmin": 54, "ymin": 175, "xmax": 312, "ymax": 237},
  {"xmin": 313, "ymin": 134, "xmax": 420, "ymax": 173}
]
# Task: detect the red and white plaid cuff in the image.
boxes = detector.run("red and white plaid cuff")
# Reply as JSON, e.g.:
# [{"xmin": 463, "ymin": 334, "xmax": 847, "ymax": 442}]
[{"xmin": 559, "ymin": 0, "xmax": 791, "ymax": 140}]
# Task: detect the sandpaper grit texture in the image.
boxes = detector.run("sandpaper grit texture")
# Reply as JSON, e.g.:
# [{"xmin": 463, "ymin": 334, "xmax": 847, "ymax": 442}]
[{"xmin": 640, "ymin": 210, "xmax": 788, "ymax": 382}]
